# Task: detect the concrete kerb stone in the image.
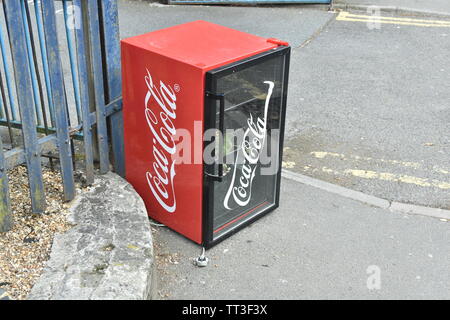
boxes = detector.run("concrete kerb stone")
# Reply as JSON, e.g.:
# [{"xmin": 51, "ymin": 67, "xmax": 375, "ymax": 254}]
[
  {"xmin": 0, "ymin": 288, "xmax": 11, "ymax": 300},
  {"xmin": 28, "ymin": 172, "xmax": 155, "ymax": 300},
  {"xmin": 390, "ymin": 202, "xmax": 450, "ymax": 220},
  {"xmin": 282, "ymin": 169, "xmax": 391, "ymax": 209},
  {"xmin": 282, "ymin": 169, "xmax": 450, "ymax": 221}
]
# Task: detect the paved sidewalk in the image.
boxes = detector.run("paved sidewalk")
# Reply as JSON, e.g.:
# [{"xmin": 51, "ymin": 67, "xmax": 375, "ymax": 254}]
[
  {"xmin": 154, "ymin": 177, "xmax": 450, "ymax": 299},
  {"xmin": 333, "ymin": 0, "xmax": 450, "ymax": 16}
]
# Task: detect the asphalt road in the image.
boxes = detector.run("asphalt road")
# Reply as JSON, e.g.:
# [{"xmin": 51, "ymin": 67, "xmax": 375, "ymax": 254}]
[{"xmin": 283, "ymin": 11, "xmax": 450, "ymax": 209}]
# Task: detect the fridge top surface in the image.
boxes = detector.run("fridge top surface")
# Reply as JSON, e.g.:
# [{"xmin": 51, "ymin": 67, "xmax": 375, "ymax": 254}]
[{"xmin": 121, "ymin": 20, "xmax": 279, "ymax": 70}]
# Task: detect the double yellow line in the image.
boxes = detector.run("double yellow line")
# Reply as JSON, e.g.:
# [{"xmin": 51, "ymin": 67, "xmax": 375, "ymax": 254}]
[{"xmin": 336, "ymin": 11, "xmax": 450, "ymax": 28}]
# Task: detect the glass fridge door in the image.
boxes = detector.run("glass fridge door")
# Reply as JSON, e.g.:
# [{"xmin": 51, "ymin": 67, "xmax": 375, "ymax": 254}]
[{"xmin": 203, "ymin": 46, "xmax": 290, "ymax": 247}]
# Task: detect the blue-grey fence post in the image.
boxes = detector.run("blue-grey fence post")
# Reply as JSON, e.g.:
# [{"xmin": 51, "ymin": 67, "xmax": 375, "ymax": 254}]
[
  {"xmin": 4, "ymin": 0, "xmax": 46, "ymax": 213},
  {"xmin": 40, "ymin": 0, "xmax": 75, "ymax": 201},
  {"xmin": 20, "ymin": 0, "xmax": 44, "ymax": 127},
  {"xmin": 73, "ymin": 0, "xmax": 94, "ymax": 185},
  {"xmin": 62, "ymin": 0, "xmax": 82, "ymax": 124},
  {"xmin": 0, "ymin": 9, "xmax": 18, "ymax": 121},
  {"xmin": 0, "ymin": 136, "xmax": 12, "ymax": 232},
  {"xmin": 34, "ymin": 0, "xmax": 56, "ymax": 126},
  {"xmin": 87, "ymin": 0, "xmax": 110, "ymax": 174},
  {"xmin": 99, "ymin": 0, "xmax": 125, "ymax": 178}
]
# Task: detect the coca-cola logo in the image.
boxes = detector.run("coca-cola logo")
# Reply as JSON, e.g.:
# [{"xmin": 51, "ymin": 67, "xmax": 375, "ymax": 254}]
[
  {"xmin": 144, "ymin": 69, "xmax": 177, "ymax": 213},
  {"xmin": 223, "ymin": 81, "xmax": 274, "ymax": 210}
]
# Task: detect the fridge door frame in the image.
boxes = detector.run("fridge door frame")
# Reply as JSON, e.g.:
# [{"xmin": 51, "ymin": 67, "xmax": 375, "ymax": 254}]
[{"xmin": 202, "ymin": 45, "xmax": 291, "ymax": 248}]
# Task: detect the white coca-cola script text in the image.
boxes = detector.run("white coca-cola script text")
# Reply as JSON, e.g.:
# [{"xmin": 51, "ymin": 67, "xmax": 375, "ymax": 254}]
[{"xmin": 144, "ymin": 69, "xmax": 177, "ymax": 213}]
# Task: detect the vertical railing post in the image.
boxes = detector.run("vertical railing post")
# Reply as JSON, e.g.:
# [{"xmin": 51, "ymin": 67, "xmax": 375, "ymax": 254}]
[
  {"xmin": 3, "ymin": 0, "xmax": 46, "ymax": 213},
  {"xmin": 34, "ymin": 0, "xmax": 56, "ymax": 126},
  {"xmin": 40, "ymin": 0, "xmax": 75, "ymax": 201},
  {"xmin": 0, "ymin": 12, "xmax": 18, "ymax": 121},
  {"xmin": 0, "ymin": 137, "xmax": 12, "ymax": 232},
  {"xmin": 62, "ymin": 0, "xmax": 82, "ymax": 124},
  {"xmin": 20, "ymin": 0, "xmax": 44, "ymax": 127},
  {"xmin": 73, "ymin": 0, "xmax": 94, "ymax": 185},
  {"xmin": 85, "ymin": 0, "xmax": 110, "ymax": 174},
  {"xmin": 99, "ymin": 0, "xmax": 125, "ymax": 178}
]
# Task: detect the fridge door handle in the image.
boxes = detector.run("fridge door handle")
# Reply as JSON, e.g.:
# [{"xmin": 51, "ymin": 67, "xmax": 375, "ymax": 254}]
[{"xmin": 205, "ymin": 91, "xmax": 225, "ymax": 182}]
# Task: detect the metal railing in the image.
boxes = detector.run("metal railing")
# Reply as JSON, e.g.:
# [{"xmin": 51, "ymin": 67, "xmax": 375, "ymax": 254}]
[{"xmin": 0, "ymin": 0, "xmax": 124, "ymax": 232}]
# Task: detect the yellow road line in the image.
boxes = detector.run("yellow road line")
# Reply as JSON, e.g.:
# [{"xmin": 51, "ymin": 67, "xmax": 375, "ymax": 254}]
[
  {"xmin": 282, "ymin": 161, "xmax": 296, "ymax": 169},
  {"xmin": 436, "ymin": 168, "xmax": 450, "ymax": 175},
  {"xmin": 339, "ymin": 11, "xmax": 450, "ymax": 24},
  {"xmin": 339, "ymin": 17, "xmax": 450, "ymax": 28},
  {"xmin": 310, "ymin": 151, "xmax": 450, "ymax": 176},
  {"xmin": 311, "ymin": 166, "xmax": 450, "ymax": 190},
  {"xmin": 311, "ymin": 151, "xmax": 421, "ymax": 169},
  {"xmin": 337, "ymin": 11, "xmax": 450, "ymax": 28}
]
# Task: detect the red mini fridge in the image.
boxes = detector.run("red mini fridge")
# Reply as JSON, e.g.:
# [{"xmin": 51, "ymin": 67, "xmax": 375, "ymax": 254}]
[{"xmin": 121, "ymin": 21, "xmax": 290, "ymax": 248}]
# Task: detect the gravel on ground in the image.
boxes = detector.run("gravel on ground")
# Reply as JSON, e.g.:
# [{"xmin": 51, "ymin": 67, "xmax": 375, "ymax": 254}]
[{"xmin": 0, "ymin": 165, "xmax": 83, "ymax": 300}]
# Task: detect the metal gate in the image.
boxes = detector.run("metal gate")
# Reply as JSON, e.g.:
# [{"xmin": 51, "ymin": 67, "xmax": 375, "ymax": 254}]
[{"xmin": 0, "ymin": 0, "xmax": 123, "ymax": 231}]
